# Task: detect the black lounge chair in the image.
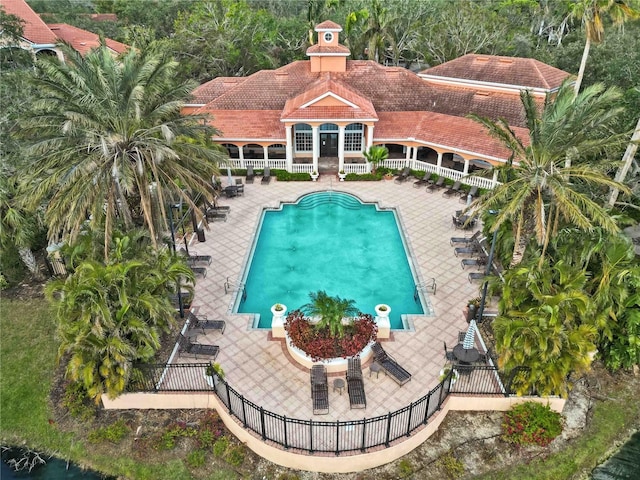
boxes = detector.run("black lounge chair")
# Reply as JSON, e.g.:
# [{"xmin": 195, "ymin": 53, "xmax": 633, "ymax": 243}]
[
  {"xmin": 443, "ymin": 180, "xmax": 463, "ymax": 198},
  {"xmin": 234, "ymin": 179, "xmax": 244, "ymax": 195},
  {"xmin": 371, "ymin": 342, "xmax": 411, "ymax": 386},
  {"xmin": 394, "ymin": 167, "xmax": 411, "ymax": 184},
  {"xmin": 177, "ymin": 333, "xmax": 219, "ymax": 360},
  {"xmin": 189, "ymin": 266, "xmax": 207, "ymax": 278},
  {"xmin": 186, "ymin": 311, "xmax": 225, "ymax": 335},
  {"xmin": 450, "ymin": 230, "xmax": 481, "ymax": 246},
  {"xmin": 261, "ymin": 166, "xmax": 271, "ymax": 184},
  {"xmin": 347, "ymin": 357, "xmax": 366, "ymax": 409},
  {"xmin": 460, "ymin": 185, "xmax": 479, "ymax": 204},
  {"xmin": 454, "ymin": 244, "xmax": 480, "ymax": 257},
  {"xmin": 468, "ymin": 271, "xmax": 486, "ymax": 283},
  {"xmin": 245, "ymin": 165, "xmax": 255, "ymax": 184},
  {"xmin": 413, "ymin": 175, "xmax": 432, "ymax": 188},
  {"xmin": 205, "ymin": 209, "xmax": 227, "ymax": 222},
  {"xmin": 178, "ymin": 248, "xmax": 212, "ymax": 266},
  {"xmin": 426, "ymin": 176, "xmax": 445, "ymax": 192},
  {"xmin": 461, "ymin": 257, "xmax": 487, "ymax": 270},
  {"xmin": 310, "ymin": 365, "xmax": 329, "ymax": 415}
]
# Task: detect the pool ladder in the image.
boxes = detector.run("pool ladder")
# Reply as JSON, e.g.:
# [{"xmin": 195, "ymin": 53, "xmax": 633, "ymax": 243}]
[
  {"xmin": 414, "ymin": 278, "xmax": 437, "ymax": 300},
  {"xmin": 224, "ymin": 277, "xmax": 247, "ymax": 301}
]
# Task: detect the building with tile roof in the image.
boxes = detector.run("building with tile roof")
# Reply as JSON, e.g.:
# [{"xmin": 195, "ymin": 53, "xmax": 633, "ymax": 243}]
[
  {"xmin": 186, "ymin": 22, "xmax": 573, "ymax": 183},
  {"xmin": 1, "ymin": 0, "xmax": 127, "ymax": 59}
]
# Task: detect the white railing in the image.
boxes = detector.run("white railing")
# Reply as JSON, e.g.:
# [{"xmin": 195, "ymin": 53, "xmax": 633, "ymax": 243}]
[
  {"xmin": 410, "ymin": 160, "xmax": 499, "ymax": 189},
  {"xmin": 381, "ymin": 159, "xmax": 409, "ymax": 170},
  {"xmin": 267, "ymin": 159, "xmax": 287, "ymax": 169},
  {"xmin": 291, "ymin": 164, "xmax": 314, "ymax": 173},
  {"xmin": 344, "ymin": 163, "xmax": 371, "ymax": 174}
]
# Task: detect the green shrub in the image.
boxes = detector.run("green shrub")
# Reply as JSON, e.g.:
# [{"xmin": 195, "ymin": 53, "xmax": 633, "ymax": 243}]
[
  {"xmin": 157, "ymin": 422, "xmax": 197, "ymax": 450},
  {"xmin": 345, "ymin": 172, "xmax": 381, "ymax": 181},
  {"xmin": 502, "ymin": 401, "xmax": 563, "ymax": 447},
  {"xmin": 186, "ymin": 449, "xmax": 206, "ymax": 468},
  {"xmin": 213, "ymin": 436, "xmax": 229, "ymax": 457},
  {"xmin": 0, "ymin": 273, "xmax": 8, "ymax": 290},
  {"xmin": 273, "ymin": 169, "xmax": 311, "ymax": 181},
  {"xmin": 88, "ymin": 420, "xmax": 129, "ymax": 444},
  {"xmin": 225, "ymin": 444, "xmax": 245, "ymax": 466},
  {"xmin": 436, "ymin": 450, "xmax": 465, "ymax": 478},
  {"xmin": 398, "ymin": 458, "xmax": 413, "ymax": 478},
  {"xmin": 62, "ymin": 382, "xmax": 96, "ymax": 421},
  {"xmin": 230, "ymin": 169, "xmax": 247, "ymax": 176},
  {"xmin": 412, "ymin": 170, "xmax": 426, "ymax": 179},
  {"xmin": 277, "ymin": 474, "xmax": 301, "ymax": 480}
]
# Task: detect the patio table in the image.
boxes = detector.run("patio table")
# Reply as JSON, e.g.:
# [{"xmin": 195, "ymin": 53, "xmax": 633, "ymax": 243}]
[{"xmin": 453, "ymin": 344, "xmax": 479, "ymax": 364}]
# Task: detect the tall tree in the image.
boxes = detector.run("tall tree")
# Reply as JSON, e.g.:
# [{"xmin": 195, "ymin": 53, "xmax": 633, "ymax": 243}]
[
  {"xmin": 570, "ymin": 0, "xmax": 639, "ymax": 96},
  {"xmin": 468, "ymin": 82, "xmax": 631, "ymax": 266},
  {"xmin": 18, "ymin": 43, "xmax": 225, "ymax": 261}
]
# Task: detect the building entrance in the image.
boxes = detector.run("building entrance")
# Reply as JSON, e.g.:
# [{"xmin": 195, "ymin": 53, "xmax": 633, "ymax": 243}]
[{"xmin": 319, "ymin": 133, "xmax": 338, "ymax": 157}]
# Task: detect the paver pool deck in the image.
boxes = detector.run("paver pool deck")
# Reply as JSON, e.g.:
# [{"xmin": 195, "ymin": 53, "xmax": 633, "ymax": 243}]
[{"xmin": 175, "ymin": 175, "xmax": 483, "ymax": 421}]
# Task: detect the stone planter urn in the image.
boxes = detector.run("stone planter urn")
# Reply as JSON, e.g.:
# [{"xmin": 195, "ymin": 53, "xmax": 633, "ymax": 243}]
[
  {"xmin": 338, "ymin": 171, "xmax": 347, "ymax": 181},
  {"xmin": 271, "ymin": 303, "xmax": 287, "ymax": 338},
  {"xmin": 374, "ymin": 304, "xmax": 391, "ymax": 339},
  {"xmin": 311, "ymin": 172, "xmax": 319, "ymax": 182},
  {"xmin": 375, "ymin": 304, "xmax": 391, "ymax": 318}
]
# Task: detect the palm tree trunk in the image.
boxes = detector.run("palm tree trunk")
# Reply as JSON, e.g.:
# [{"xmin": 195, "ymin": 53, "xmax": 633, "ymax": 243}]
[
  {"xmin": 574, "ymin": 37, "xmax": 591, "ymax": 97},
  {"xmin": 607, "ymin": 116, "xmax": 640, "ymax": 208},
  {"xmin": 18, "ymin": 247, "xmax": 39, "ymax": 276},
  {"xmin": 510, "ymin": 215, "xmax": 527, "ymax": 267}
]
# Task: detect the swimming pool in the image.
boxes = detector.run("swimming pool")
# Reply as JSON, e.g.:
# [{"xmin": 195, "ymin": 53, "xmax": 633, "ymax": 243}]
[{"xmin": 235, "ymin": 191, "xmax": 428, "ymax": 329}]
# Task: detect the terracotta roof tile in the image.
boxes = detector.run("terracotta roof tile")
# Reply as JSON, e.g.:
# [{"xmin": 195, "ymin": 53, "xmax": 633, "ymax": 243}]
[
  {"xmin": 1, "ymin": 0, "xmax": 57, "ymax": 44},
  {"xmin": 315, "ymin": 20, "xmax": 342, "ymax": 30},
  {"xmin": 47, "ymin": 23, "xmax": 128, "ymax": 55},
  {"xmin": 306, "ymin": 44, "xmax": 350, "ymax": 55},
  {"xmin": 421, "ymin": 54, "xmax": 571, "ymax": 90},
  {"xmin": 190, "ymin": 77, "xmax": 247, "ymax": 104},
  {"xmin": 197, "ymin": 110, "xmax": 285, "ymax": 140}
]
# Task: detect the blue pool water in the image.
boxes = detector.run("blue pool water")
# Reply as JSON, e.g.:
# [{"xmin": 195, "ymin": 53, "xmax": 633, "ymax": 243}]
[{"xmin": 236, "ymin": 191, "xmax": 426, "ymax": 328}]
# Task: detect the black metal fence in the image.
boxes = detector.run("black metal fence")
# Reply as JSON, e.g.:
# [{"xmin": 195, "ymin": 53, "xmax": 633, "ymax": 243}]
[{"xmin": 127, "ymin": 362, "xmax": 522, "ymax": 455}]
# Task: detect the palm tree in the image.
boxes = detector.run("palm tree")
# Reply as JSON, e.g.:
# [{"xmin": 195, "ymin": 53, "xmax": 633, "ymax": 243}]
[
  {"xmin": 307, "ymin": 0, "xmax": 340, "ymax": 45},
  {"xmin": 494, "ymin": 259, "xmax": 598, "ymax": 397},
  {"xmin": 570, "ymin": 0, "xmax": 639, "ymax": 96},
  {"xmin": 607, "ymin": 114, "xmax": 640, "ymax": 207},
  {"xmin": 46, "ymin": 241, "xmax": 193, "ymax": 401},
  {"xmin": 18, "ymin": 43, "xmax": 226, "ymax": 261},
  {"xmin": 363, "ymin": 145, "xmax": 389, "ymax": 174},
  {"xmin": 468, "ymin": 81, "xmax": 631, "ymax": 266},
  {"xmin": 302, "ymin": 290, "xmax": 359, "ymax": 338},
  {"xmin": 362, "ymin": 0, "xmax": 396, "ymax": 64}
]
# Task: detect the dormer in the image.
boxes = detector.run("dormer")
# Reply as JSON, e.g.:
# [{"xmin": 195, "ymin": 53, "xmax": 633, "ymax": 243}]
[{"xmin": 306, "ymin": 21, "xmax": 350, "ymax": 73}]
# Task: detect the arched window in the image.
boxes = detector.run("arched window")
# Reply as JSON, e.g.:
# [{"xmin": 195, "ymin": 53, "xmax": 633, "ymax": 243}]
[
  {"xmin": 267, "ymin": 144, "xmax": 286, "ymax": 159},
  {"xmin": 294, "ymin": 124, "xmax": 312, "ymax": 152},
  {"xmin": 221, "ymin": 143, "xmax": 239, "ymax": 159},
  {"xmin": 344, "ymin": 123, "xmax": 364, "ymax": 151}
]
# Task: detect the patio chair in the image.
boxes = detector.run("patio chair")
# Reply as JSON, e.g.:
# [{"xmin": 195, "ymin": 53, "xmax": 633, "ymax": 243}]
[
  {"xmin": 461, "ymin": 257, "xmax": 487, "ymax": 270},
  {"xmin": 443, "ymin": 180, "xmax": 463, "ymax": 198},
  {"xmin": 205, "ymin": 209, "xmax": 227, "ymax": 222},
  {"xmin": 310, "ymin": 365, "xmax": 329, "ymax": 415},
  {"xmin": 371, "ymin": 342, "xmax": 412, "ymax": 386},
  {"xmin": 413, "ymin": 175, "xmax": 432, "ymax": 188},
  {"xmin": 454, "ymin": 244, "xmax": 480, "ymax": 257},
  {"xmin": 459, "ymin": 185, "xmax": 479, "ymax": 204},
  {"xmin": 394, "ymin": 167, "xmax": 411, "ymax": 184},
  {"xmin": 186, "ymin": 311, "xmax": 225, "ymax": 335},
  {"xmin": 450, "ymin": 230, "xmax": 481, "ymax": 246},
  {"xmin": 458, "ymin": 331, "xmax": 467, "ymax": 342},
  {"xmin": 347, "ymin": 358, "xmax": 366, "ymax": 409},
  {"xmin": 468, "ymin": 271, "xmax": 486, "ymax": 283},
  {"xmin": 426, "ymin": 176, "xmax": 445, "ymax": 192},
  {"xmin": 178, "ymin": 248, "xmax": 212, "ymax": 266},
  {"xmin": 261, "ymin": 166, "xmax": 271, "ymax": 184},
  {"xmin": 444, "ymin": 342, "xmax": 456, "ymax": 363},
  {"xmin": 234, "ymin": 178, "xmax": 244, "ymax": 195},
  {"xmin": 245, "ymin": 165, "xmax": 255, "ymax": 184},
  {"xmin": 189, "ymin": 266, "xmax": 207, "ymax": 278},
  {"xmin": 177, "ymin": 333, "xmax": 219, "ymax": 360}
]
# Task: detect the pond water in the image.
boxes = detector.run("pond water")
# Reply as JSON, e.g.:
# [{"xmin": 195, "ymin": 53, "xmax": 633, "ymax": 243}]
[
  {"xmin": 591, "ymin": 431, "xmax": 640, "ymax": 479},
  {"xmin": 1, "ymin": 448, "xmax": 113, "ymax": 479}
]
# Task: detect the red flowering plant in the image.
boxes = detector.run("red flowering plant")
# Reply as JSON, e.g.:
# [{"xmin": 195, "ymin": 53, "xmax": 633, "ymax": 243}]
[
  {"xmin": 501, "ymin": 401, "xmax": 563, "ymax": 447},
  {"xmin": 284, "ymin": 303, "xmax": 378, "ymax": 361}
]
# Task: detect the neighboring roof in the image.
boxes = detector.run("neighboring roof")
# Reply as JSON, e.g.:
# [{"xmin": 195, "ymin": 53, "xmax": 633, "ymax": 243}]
[
  {"xmin": 420, "ymin": 54, "xmax": 571, "ymax": 91},
  {"xmin": 315, "ymin": 20, "xmax": 342, "ymax": 31},
  {"xmin": 1, "ymin": 0, "xmax": 57, "ymax": 44},
  {"xmin": 199, "ymin": 61, "xmax": 528, "ymax": 126},
  {"xmin": 47, "ymin": 23, "xmax": 128, "ymax": 55},
  {"xmin": 281, "ymin": 78, "xmax": 377, "ymax": 120}
]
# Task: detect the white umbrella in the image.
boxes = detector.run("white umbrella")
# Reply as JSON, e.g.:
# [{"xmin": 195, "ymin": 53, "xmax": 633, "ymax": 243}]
[
  {"xmin": 463, "ymin": 319, "xmax": 476, "ymax": 349},
  {"xmin": 466, "ymin": 193, "xmax": 472, "ymax": 207},
  {"xmin": 227, "ymin": 167, "xmax": 234, "ymax": 187}
]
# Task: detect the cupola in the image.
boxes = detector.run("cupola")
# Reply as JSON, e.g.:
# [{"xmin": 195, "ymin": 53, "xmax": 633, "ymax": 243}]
[{"xmin": 306, "ymin": 21, "xmax": 350, "ymax": 73}]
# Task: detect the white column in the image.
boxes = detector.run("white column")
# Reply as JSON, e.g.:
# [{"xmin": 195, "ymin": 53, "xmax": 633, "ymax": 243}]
[
  {"xmin": 239, "ymin": 145, "xmax": 245, "ymax": 169},
  {"xmin": 405, "ymin": 145, "xmax": 411, "ymax": 168},
  {"xmin": 366, "ymin": 124, "xmax": 374, "ymax": 150},
  {"xmin": 338, "ymin": 125, "xmax": 345, "ymax": 172},
  {"xmin": 413, "ymin": 146, "xmax": 418, "ymax": 160},
  {"xmin": 312, "ymin": 125, "xmax": 319, "ymax": 172},
  {"xmin": 263, "ymin": 146, "xmax": 269, "ymax": 167},
  {"xmin": 436, "ymin": 151, "xmax": 443, "ymax": 174},
  {"xmin": 285, "ymin": 125, "xmax": 293, "ymax": 172},
  {"xmin": 492, "ymin": 169, "xmax": 499, "ymax": 188},
  {"xmin": 463, "ymin": 158, "xmax": 470, "ymax": 174}
]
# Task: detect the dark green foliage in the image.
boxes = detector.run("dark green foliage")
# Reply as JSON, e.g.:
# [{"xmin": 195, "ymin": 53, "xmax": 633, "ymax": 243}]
[
  {"xmin": 185, "ymin": 449, "xmax": 206, "ymax": 468},
  {"xmin": 88, "ymin": 420, "xmax": 130, "ymax": 444},
  {"xmin": 345, "ymin": 172, "xmax": 382, "ymax": 181},
  {"xmin": 212, "ymin": 436, "xmax": 229, "ymax": 458},
  {"xmin": 62, "ymin": 382, "xmax": 97, "ymax": 421},
  {"xmin": 224, "ymin": 445, "xmax": 245, "ymax": 466},
  {"xmin": 158, "ymin": 422, "xmax": 197, "ymax": 451},
  {"xmin": 398, "ymin": 458, "xmax": 414, "ymax": 478},
  {"xmin": 435, "ymin": 450, "xmax": 465, "ymax": 479},
  {"xmin": 272, "ymin": 169, "xmax": 312, "ymax": 181},
  {"xmin": 502, "ymin": 402, "xmax": 563, "ymax": 447}
]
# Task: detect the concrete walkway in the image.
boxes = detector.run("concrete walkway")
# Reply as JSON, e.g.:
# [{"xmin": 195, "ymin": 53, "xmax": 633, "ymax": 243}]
[{"xmin": 176, "ymin": 175, "xmax": 483, "ymax": 421}]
